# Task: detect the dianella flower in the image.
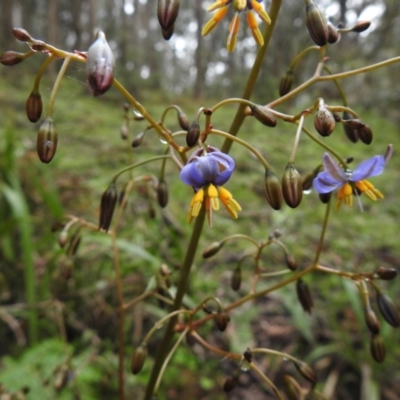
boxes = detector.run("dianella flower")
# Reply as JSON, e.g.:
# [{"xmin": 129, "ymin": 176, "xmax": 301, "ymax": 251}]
[
  {"xmin": 202, "ymin": 0, "xmax": 271, "ymax": 52},
  {"xmin": 313, "ymin": 151, "xmax": 389, "ymax": 210},
  {"xmin": 180, "ymin": 147, "xmax": 241, "ymax": 226}
]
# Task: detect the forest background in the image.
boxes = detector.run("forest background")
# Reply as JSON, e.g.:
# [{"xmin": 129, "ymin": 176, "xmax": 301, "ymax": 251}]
[{"xmin": 1, "ymin": 0, "xmax": 400, "ymax": 399}]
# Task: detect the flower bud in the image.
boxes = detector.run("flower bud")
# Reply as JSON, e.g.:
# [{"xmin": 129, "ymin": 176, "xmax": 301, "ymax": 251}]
[
  {"xmin": 86, "ymin": 31, "xmax": 115, "ymax": 96},
  {"xmin": 314, "ymin": 104, "xmax": 335, "ymax": 137},
  {"xmin": 132, "ymin": 132, "xmax": 145, "ymax": 147},
  {"xmin": 99, "ymin": 183, "xmax": 118, "ymax": 231},
  {"xmin": 203, "ymin": 241, "xmax": 224, "ymax": 258},
  {"xmin": 12, "ymin": 28, "xmax": 33, "ymax": 42},
  {"xmin": 156, "ymin": 179, "xmax": 169, "ymax": 208},
  {"xmin": 376, "ymin": 293, "xmax": 400, "ymax": 328},
  {"xmin": 215, "ymin": 310, "xmax": 230, "ymax": 332},
  {"xmin": 296, "ymin": 279, "xmax": 313, "ymax": 314},
  {"xmin": 370, "ymin": 334, "xmax": 385, "ymax": 363},
  {"xmin": 131, "ymin": 343, "xmax": 148, "ymax": 374},
  {"xmin": 0, "ymin": 51, "xmax": 26, "ymax": 66},
  {"xmin": 319, "ymin": 192, "xmax": 331, "ymax": 204},
  {"xmin": 279, "ymin": 69, "xmax": 294, "ymax": 97},
  {"xmin": 358, "ymin": 124, "xmax": 373, "ymax": 145},
  {"xmin": 283, "ymin": 375, "xmax": 302, "ymax": 400},
  {"xmin": 157, "ymin": 0, "xmax": 180, "ymax": 31},
  {"xmin": 186, "ymin": 121, "xmax": 200, "ymax": 147},
  {"xmin": 120, "ymin": 124, "xmax": 129, "ymax": 140},
  {"xmin": 293, "ymin": 360, "xmax": 317, "ymax": 386},
  {"xmin": 305, "ymin": 0, "xmax": 329, "ymax": 46},
  {"xmin": 351, "ymin": 21, "xmax": 371, "ymax": 33},
  {"xmin": 58, "ymin": 230, "xmax": 68, "ymax": 248},
  {"xmin": 249, "ymin": 104, "xmax": 277, "ymax": 127},
  {"xmin": 364, "ymin": 308, "xmax": 380, "ymax": 334},
  {"xmin": 231, "ymin": 267, "xmax": 242, "ymax": 291},
  {"xmin": 177, "ymin": 109, "xmax": 189, "ymax": 131},
  {"xmin": 162, "ymin": 25, "xmax": 175, "ymax": 40},
  {"xmin": 327, "ymin": 22, "xmax": 339, "ymax": 43},
  {"xmin": 375, "ymin": 267, "xmax": 397, "ymax": 280},
  {"xmin": 26, "ymin": 91, "xmax": 43, "ymax": 123},
  {"xmin": 282, "ymin": 163, "xmax": 303, "ymax": 208},
  {"xmin": 342, "ymin": 111, "xmax": 359, "ymax": 143},
  {"xmin": 223, "ymin": 376, "xmax": 238, "ymax": 392},
  {"xmin": 285, "ymin": 253, "xmax": 297, "ymax": 271},
  {"xmin": 37, "ymin": 117, "xmax": 58, "ymax": 163},
  {"xmin": 264, "ymin": 169, "xmax": 283, "ymax": 210},
  {"xmin": 243, "ymin": 348, "xmax": 252, "ymax": 363}
]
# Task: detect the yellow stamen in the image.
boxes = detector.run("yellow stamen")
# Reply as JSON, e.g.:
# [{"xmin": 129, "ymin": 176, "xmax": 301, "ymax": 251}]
[
  {"xmin": 250, "ymin": 0, "xmax": 271, "ymax": 24},
  {"xmin": 218, "ymin": 187, "xmax": 242, "ymax": 219},
  {"xmin": 207, "ymin": 0, "xmax": 230, "ymax": 12},
  {"xmin": 233, "ymin": 0, "xmax": 247, "ymax": 12},
  {"xmin": 227, "ymin": 12, "xmax": 240, "ymax": 52},
  {"xmin": 202, "ymin": 7, "xmax": 229, "ymax": 36},
  {"xmin": 355, "ymin": 180, "xmax": 384, "ymax": 201},
  {"xmin": 247, "ymin": 11, "xmax": 264, "ymax": 46}
]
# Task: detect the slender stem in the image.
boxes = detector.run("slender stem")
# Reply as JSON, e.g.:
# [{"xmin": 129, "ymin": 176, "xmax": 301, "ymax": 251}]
[
  {"xmin": 47, "ymin": 56, "xmax": 71, "ymax": 116},
  {"xmin": 250, "ymin": 362, "xmax": 284, "ymax": 400},
  {"xmin": 32, "ymin": 55, "xmax": 55, "ymax": 92},
  {"xmin": 289, "ymin": 115, "xmax": 305, "ymax": 163},
  {"xmin": 144, "ymin": 207, "xmax": 206, "ymax": 400}
]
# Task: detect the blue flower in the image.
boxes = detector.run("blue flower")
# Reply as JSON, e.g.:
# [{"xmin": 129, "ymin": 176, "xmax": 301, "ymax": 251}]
[
  {"xmin": 180, "ymin": 147, "xmax": 241, "ymax": 225},
  {"xmin": 202, "ymin": 0, "xmax": 271, "ymax": 52},
  {"xmin": 313, "ymin": 152, "xmax": 387, "ymax": 210}
]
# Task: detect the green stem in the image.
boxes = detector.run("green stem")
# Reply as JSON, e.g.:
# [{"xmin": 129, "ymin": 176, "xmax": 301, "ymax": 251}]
[
  {"xmin": 144, "ymin": 207, "xmax": 206, "ymax": 400},
  {"xmin": 47, "ymin": 56, "xmax": 71, "ymax": 116}
]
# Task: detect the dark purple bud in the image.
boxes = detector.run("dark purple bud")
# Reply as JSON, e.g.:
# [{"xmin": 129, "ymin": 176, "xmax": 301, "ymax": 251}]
[
  {"xmin": 120, "ymin": 124, "xmax": 129, "ymax": 140},
  {"xmin": 162, "ymin": 25, "xmax": 175, "ymax": 40},
  {"xmin": 58, "ymin": 231, "xmax": 68, "ymax": 248},
  {"xmin": 296, "ymin": 279, "xmax": 314, "ymax": 314},
  {"xmin": 282, "ymin": 163, "xmax": 303, "ymax": 208},
  {"xmin": 249, "ymin": 104, "xmax": 277, "ymax": 127},
  {"xmin": 375, "ymin": 267, "xmax": 397, "ymax": 280},
  {"xmin": 12, "ymin": 28, "xmax": 33, "ymax": 42},
  {"xmin": 243, "ymin": 348, "xmax": 252, "ymax": 363},
  {"xmin": 132, "ymin": 132, "xmax": 145, "ymax": 148},
  {"xmin": 370, "ymin": 334, "xmax": 385, "ymax": 363},
  {"xmin": 351, "ymin": 21, "xmax": 371, "ymax": 33},
  {"xmin": 0, "ymin": 51, "xmax": 26, "ymax": 66},
  {"xmin": 37, "ymin": 117, "xmax": 58, "ymax": 163},
  {"xmin": 305, "ymin": 0, "xmax": 329, "ymax": 46},
  {"xmin": 131, "ymin": 343, "xmax": 148, "ymax": 374},
  {"xmin": 186, "ymin": 121, "xmax": 200, "ymax": 147},
  {"xmin": 157, "ymin": 0, "xmax": 180, "ymax": 31},
  {"xmin": 223, "ymin": 376, "xmax": 238, "ymax": 392},
  {"xmin": 327, "ymin": 22, "xmax": 339, "ymax": 43},
  {"xmin": 377, "ymin": 293, "xmax": 400, "ymax": 328},
  {"xmin": 314, "ymin": 105, "xmax": 335, "ymax": 137},
  {"xmin": 358, "ymin": 124, "xmax": 373, "ymax": 145},
  {"xmin": 86, "ymin": 31, "xmax": 115, "ymax": 96},
  {"xmin": 285, "ymin": 253, "xmax": 297, "ymax": 271},
  {"xmin": 293, "ymin": 360, "xmax": 317, "ymax": 386},
  {"xmin": 342, "ymin": 111, "xmax": 360, "ymax": 143},
  {"xmin": 364, "ymin": 308, "xmax": 380, "ymax": 334},
  {"xmin": 156, "ymin": 179, "xmax": 169, "ymax": 208},
  {"xmin": 231, "ymin": 267, "xmax": 242, "ymax": 291},
  {"xmin": 279, "ymin": 69, "xmax": 294, "ymax": 97},
  {"xmin": 99, "ymin": 183, "xmax": 118, "ymax": 231},
  {"xmin": 264, "ymin": 169, "xmax": 283, "ymax": 210},
  {"xmin": 26, "ymin": 91, "xmax": 43, "ymax": 123},
  {"xmin": 215, "ymin": 310, "xmax": 230, "ymax": 332},
  {"xmin": 203, "ymin": 241, "xmax": 224, "ymax": 259},
  {"xmin": 177, "ymin": 109, "xmax": 190, "ymax": 130},
  {"xmin": 318, "ymin": 192, "xmax": 332, "ymax": 204}
]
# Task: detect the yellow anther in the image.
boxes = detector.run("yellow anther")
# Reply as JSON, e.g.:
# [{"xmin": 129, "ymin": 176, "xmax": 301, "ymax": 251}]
[
  {"xmin": 247, "ymin": 11, "xmax": 264, "ymax": 46},
  {"xmin": 250, "ymin": 0, "xmax": 271, "ymax": 24},
  {"xmin": 227, "ymin": 13, "xmax": 240, "ymax": 52},
  {"xmin": 202, "ymin": 7, "xmax": 229, "ymax": 36}
]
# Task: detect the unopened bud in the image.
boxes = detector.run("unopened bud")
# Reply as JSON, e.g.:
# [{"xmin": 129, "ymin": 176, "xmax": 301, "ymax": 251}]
[
  {"xmin": 223, "ymin": 376, "xmax": 238, "ymax": 392},
  {"xmin": 327, "ymin": 22, "xmax": 339, "ymax": 43},
  {"xmin": 131, "ymin": 343, "xmax": 148, "ymax": 374},
  {"xmin": 342, "ymin": 111, "xmax": 359, "ymax": 143},
  {"xmin": 249, "ymin": 104, "xmax": 277, "ymax": 127},
  {"xmin": 0, "ymin": 51, "xmax": 26, "ymax": 66},
  {"xmin": 375, "ymin": 267, "xmax": 397, "ymax": 280},
  {"xmin": 203, "ymin": 241, "xmax": 224, "ymax": 258},
  {"xmin": 243, "ymin": 348, "xmax": 252, "ymax": 363},
  {"xmin": 186, "ymin": 121, "xmax": 200, "ymax": 147},
  {"xmin": 264, "ymin": 169, "xmax": 283, "ymax": 210},
  {"xmin": 86, "ymin": 31, "xmax": 115, "ymax": 96},
  {"xmin": 319, "ymin": 192, "xmax": 331, "ymax": 204},
  {"xmin": 370, "ymin": 334, "xmax": 385, "ymax": 363},
  {"xmin": 12, "ymin": 28, "xmax": 33, "ymax": 42},
  {"xmin": 358, "ymin": 124, "xmax": 373, "ymax": 145},
  {"xmin": 283, "ymin": 375, "xmax": 302, "ymax": 400},
  {"xmin": 305, "ymin": 0, "xmax": 329, "ymax": 46},
  {"xmin": 37, "ymin": 117, "xmax": 58, "ymax": 163},
  {"xmin": 177, "ymin": 109, "xmax": 189, "ymax": 130},
  {"xmin": 314, "ymin": 104, "xmax": 335, "ymax": 137},
  {"xmin": 279, "ymin": 69, "xmax": 294, "ymax": 97},
  {"xmin": 132, "ymin": 132, "xmax": 145, "ymax": 147},
  {"xmin": 351, "ymin": 21, "xmax": 371, "ymax": 33},
  {"xmin": 99, "ymin": 183, "xmax": 118, "ymax": 231},
  {"xmin": 58, "ymin": 231, "xmax": 68, "ymax": 248},
  {"xmin": 120, "ymin": 124, "xmax": 129, "ymax": 140},
  {"xmin": 293, "ymin": 360, "xmax": 317, "ymax": 386},
  {"xmin": 285, "ymin": 253, "xmax": 297, "ymax": 271},
  {"xmin": 157, "ymin": 0, "xmax": 180, "ymax": 31},
  {"xmin": 162, "ymin": 25, "xmax": 175, "ymax": 40},
  {"xmin": 26, "ymin": 91, "xmax": 43, "ymax": 123},
  {"xmin": 215, "ymin": 310, "xmax": 230, "ymax": 332},
  {"xmin": 231, "ymin": 267, "xmax": 242, "ymax": 291},
  {"xmin": 296, "ymin": 279, "xmax": 314, "ymax": 314},
  {"xmin": 364, "ymin": 308, "xmax": 380, "ymax": 334},
  {"xmin": 377, "ymin": 293, "xmax": 400, "ymax": 328},
  {"xmin": 282, "ymin": 163, "xmax": 303, "ymax": 208},
  {"xmin": 123, "ymin": 103, "xmax": 130, "ymax": 112},
  {"xmin": 156, "ymin": 179, "xmax": 169, "ymax": 208}
]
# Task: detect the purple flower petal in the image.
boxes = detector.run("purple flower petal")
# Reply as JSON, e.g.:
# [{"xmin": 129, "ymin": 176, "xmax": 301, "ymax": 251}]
[
  {"xmin": 313, "ymin": 171, "xmax": 344, "ymax": 193},
  {"xmin": 322, "ymin": 153, "xmax": 347, "ymax": 183},
  {"xmin": 351, "ymin": 155, "xmax": 385, "ymax": 181}
]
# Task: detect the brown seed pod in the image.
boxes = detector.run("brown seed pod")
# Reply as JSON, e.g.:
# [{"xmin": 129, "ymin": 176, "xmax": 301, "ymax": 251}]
[{"xmin": 36, "ymin": 117, "xmax": 58, "ymax": 163}]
